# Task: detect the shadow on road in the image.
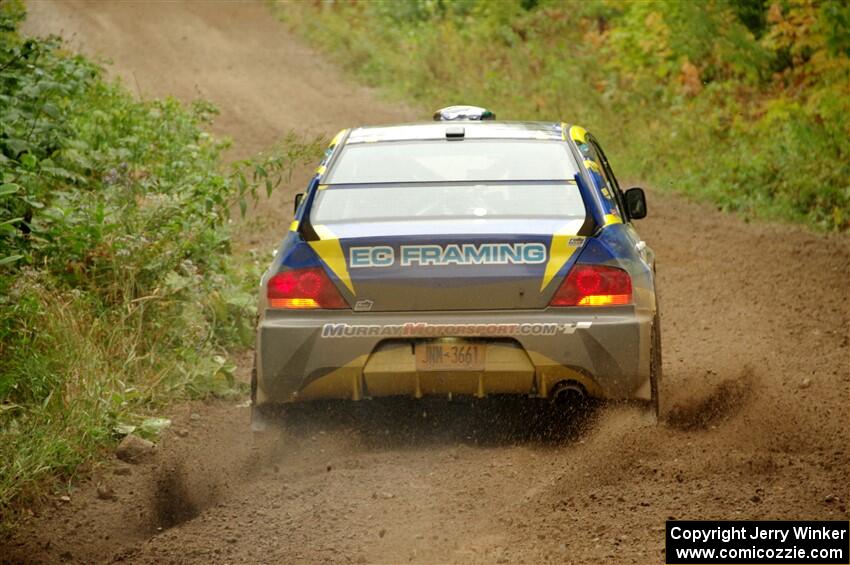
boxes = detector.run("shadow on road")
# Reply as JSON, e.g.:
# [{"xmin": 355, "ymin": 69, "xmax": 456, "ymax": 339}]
[{"xmin": 264, "ymin": 397, "xmax": 602, "ymax": 449}]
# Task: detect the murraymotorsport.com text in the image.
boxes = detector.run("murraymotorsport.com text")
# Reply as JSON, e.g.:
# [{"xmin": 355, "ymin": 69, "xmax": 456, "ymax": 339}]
[{"xmin": 320, "ymin": 321, "xmax": 592, "ymax": 339}]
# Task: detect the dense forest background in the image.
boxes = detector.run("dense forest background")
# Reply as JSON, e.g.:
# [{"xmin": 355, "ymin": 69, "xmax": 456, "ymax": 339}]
[{"xmin": 285, "ymin": 0, "xmax": 850, "ymax": 230}]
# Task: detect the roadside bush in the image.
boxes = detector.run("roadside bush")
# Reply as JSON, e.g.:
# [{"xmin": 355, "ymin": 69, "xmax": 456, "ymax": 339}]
[
  {"xmin": 280, "ymin": 0, "xmax": 850, "ymax": 230},
  {"xmin": 0, "ymin": 1, "xmax": 321, "ymax": 519}
]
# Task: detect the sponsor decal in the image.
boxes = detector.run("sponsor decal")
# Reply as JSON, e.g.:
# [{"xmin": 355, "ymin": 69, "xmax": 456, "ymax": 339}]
[
  {"xmin": 349, "ymin": 243, "xmax": 547, "ymax": 268},
  {"xmin": 353, "ymin": 299, "xmax": 374, "ymax": 312},
  {"xmin": 350, "ymin": 246, "xmax": 394, "ymax": 268},
  {"xmin": 321, "ymin": 321, "xmax": 592, "ymax": 338}
]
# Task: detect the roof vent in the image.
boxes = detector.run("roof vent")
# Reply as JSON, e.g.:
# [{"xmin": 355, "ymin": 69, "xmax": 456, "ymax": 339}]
[
  {"xmin": 445, "ymin": 126, "xmax": 465, "ymax": 140},
  {"xmin": 433, "ymin": 105, "xmax": 495, "ymax": 121}
]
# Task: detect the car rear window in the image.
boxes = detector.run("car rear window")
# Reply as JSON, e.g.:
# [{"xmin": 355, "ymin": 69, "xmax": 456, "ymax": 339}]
[
  {"xmin": 310, "ymin": 183, "xmax": 586, "ymax": 224},
  {"xmin": 325, "ymin": 140, "xmax": 579, "ymax": 184}
]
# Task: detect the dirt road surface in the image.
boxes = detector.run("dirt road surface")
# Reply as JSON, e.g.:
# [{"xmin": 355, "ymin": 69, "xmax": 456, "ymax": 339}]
[{"xmin": 4, "ymin": 2, "xmax": 849, "ymax": 564}]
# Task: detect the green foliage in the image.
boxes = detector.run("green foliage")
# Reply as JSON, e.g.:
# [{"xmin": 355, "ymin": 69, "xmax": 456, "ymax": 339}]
[
  {"xmin": 0, "ymin": 1, "xmax": 323, "ymax": 519},
  {"xmin": 280, "ymin": 0, "xmax": 850, "ymax": 230}
]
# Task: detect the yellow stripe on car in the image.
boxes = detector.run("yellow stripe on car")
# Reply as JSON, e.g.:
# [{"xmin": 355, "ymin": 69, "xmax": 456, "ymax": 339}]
[
  {"xmin": 526, "ymin": 350, "xmax": 603, "ymax": 398},
  {"xmin": 296, "ymin": 354, "xmax": 369, "ymax": 401},
  {"xmin": 309, "ymin": 224, "xmax": 355, "ymax": 295},
  {"xmin": 569, "ymin": 125, "xmax": 588, "ymax": 144},
  {"xmin": 540, "ymin": 229, "xmax": 585, "ymax": 291},
  {"xmin": 289, "ymin": 220, "xmax": 299, "ymax": 231},
  {"xmin": 583, "ymin": 158, "xmax": 601, "ymax": 173},
  {"xmin": 329, "ymin": 128, "xmax": 347, "ymax": 147},
  {"xmin": 604, "ymin": 214, "xmax": 622, "ymax": 225}
]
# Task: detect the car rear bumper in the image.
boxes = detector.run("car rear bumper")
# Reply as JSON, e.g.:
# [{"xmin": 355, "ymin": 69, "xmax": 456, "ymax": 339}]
[{"xmin": 255, "ymin": 307, "xmax": 652, "ymax": 404}]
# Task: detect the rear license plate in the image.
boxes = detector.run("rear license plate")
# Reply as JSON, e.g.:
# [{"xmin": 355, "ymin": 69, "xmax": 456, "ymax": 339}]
[{"xmin": 415, "ymin": 343, "xmax": 486, "ymax": 371}]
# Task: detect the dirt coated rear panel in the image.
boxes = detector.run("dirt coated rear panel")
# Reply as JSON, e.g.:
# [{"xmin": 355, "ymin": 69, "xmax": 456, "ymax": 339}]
[{"xmin": 255, "ymin": 121, "xmax": 657, "ymax": 406}]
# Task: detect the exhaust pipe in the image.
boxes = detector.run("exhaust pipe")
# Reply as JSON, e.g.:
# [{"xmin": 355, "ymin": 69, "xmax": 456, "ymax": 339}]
[{"xmin": 551, "ymin": 382, "xmax": 587, "ymax": 404}]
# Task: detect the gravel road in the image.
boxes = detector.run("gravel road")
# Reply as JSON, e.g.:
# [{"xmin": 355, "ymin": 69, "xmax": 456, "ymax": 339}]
[{"xmin": 4, "ymin": 2, "xmax": 849, "ymax": 563}]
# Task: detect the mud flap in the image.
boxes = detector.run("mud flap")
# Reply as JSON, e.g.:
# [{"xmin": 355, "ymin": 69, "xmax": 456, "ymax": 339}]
[
  {"xmin": 250, "ymin": 353, "xmax": 270, "ymax": 433},
  {"xmin": 251, "ymin": 404, "xmax": 271, "ymax": 433},
  {"xmin": 648, "ymin": 308, "xmax": 662, "ymax": 423}
]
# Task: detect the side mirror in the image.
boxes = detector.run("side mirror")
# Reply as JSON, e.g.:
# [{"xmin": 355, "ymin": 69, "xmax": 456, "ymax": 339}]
[
  {"xmin": 293, "ymin": 192, "xmax": 304, "ymax": 215},
  {"xmin": 624, "ymin": 187, "xmax": 647, "ymax": 220}
]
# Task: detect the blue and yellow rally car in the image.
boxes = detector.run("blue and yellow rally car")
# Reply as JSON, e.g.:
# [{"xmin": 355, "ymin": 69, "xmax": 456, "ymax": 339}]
[{"xmin": 252, "ymin": 106, "xmax": 660, "ymax": 428}]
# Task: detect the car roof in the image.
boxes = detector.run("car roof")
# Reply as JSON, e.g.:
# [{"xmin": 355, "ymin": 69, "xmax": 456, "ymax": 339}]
[{"xmin": 345, "ymin": 121, "xmax": 571, "ymax": 144}]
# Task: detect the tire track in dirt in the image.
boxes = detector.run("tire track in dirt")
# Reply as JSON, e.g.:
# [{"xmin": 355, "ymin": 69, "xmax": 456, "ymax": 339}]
[{"xmin": 4, "ymin": 2, "xmax": 849, "ymax": 564}]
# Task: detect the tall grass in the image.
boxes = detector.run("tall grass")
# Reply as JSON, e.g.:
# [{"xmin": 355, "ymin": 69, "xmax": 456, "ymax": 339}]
[{"xmin": 0, "ymin": 1, "xmax": 322, "ymax": 521}]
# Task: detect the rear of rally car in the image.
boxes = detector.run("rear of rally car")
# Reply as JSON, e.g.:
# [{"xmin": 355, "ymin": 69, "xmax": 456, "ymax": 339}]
[{"xmin": 253, "ymin": 118, "xmax": 657, "ymax": 423}]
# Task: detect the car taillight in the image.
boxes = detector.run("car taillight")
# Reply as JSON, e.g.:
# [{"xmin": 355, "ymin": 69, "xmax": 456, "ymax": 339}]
[
  {"xmin": 549, "ymin": 264, "xmax": 632, "ymax": 307},
  {"xmin": 267, "ymin": 267, "xmax": 348, "ymax": 309}
]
